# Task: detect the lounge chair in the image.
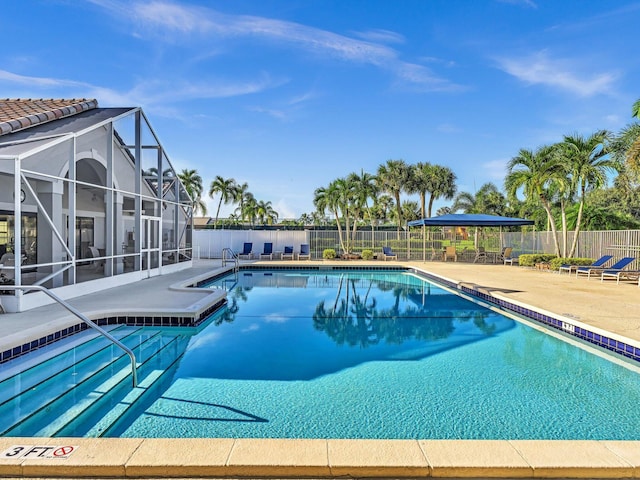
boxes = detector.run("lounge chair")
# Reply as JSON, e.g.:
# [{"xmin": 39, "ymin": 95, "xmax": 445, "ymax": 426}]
[
  {"xmin": 473, "ymin": 247, "xmax": 487, "ymax": 263},
  {"xmin": 577, "ymin": 256, "xmax": 634, "ymax": 280},
  {"xmin": 259, "ymin": 242, "xmax": 274, "ymax": 260},
  {"xmin": 443, "ymin": 245, "xmax": 457, "ymax": 262},
  {"xmin": 600, "ymin": 257, "xmax": 638, "ymax": 283},
  {"xmin": 502, "ymin": 248, "xmax": 518, "ymax": 265},
  {"xmin": 282, "ymin": 246, "xmax": 294, "ymax": 260},
  {"xmin": 298, "ymin": 244, "xmax": 311, "ymax": 260},
  {"xmin": 559, "ymin": 255, "xmax": 613, "ymax": 275},
  {"xmin": 381, "ymin": 246, "xmax": 397, "ymax": 261},
  {"xmin": 238, "ymin": 242, "xmax": 254, "ymax": 260}
]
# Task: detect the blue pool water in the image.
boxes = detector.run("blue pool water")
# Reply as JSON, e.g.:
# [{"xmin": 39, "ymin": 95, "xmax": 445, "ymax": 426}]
[{"xmin": 103, "ymin": 269, "xmax": 640, "ymax": 440}]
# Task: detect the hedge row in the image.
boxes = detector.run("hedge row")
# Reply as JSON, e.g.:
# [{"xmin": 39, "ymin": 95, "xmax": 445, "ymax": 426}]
[{"xmin": 517, "ymin": 254, "xmax": 595, "ymax": 270}]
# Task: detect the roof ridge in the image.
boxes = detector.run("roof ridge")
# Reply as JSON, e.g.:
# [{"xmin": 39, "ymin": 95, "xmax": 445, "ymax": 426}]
[{"xmin": 0, "ymin": 98, "xmax": 98, "ymax": 136}]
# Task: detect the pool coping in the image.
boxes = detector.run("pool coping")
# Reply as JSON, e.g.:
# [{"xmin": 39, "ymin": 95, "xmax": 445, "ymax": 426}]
[
  {"xmin": 1, "ymin": 437, "xmax": 640, "ymax": 478},
  {"xmin": 2, "ymin": 262, "xmax": 640, "ymax": 478}
]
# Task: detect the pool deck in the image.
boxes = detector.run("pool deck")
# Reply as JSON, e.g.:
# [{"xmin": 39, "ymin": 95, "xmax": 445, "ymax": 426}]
[{"xmin": 1, "ymin": 258, "xmax": 640, "ymax": 479}]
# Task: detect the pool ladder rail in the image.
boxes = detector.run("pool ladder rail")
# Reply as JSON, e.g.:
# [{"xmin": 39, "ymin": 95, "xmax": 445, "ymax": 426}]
[
  {"xmin": 2, "ymin": 285, "xmax": 138, "ymax": 388},
  {"xmin": 222, "ymin": 247, "xmax": 240, "ymax": 272}
]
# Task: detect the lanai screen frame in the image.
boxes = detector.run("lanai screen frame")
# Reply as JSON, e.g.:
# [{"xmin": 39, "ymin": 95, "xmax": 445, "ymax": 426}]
[{"xmin": 0, "ymin": 107, "xmax": 193, "ymax": 309}]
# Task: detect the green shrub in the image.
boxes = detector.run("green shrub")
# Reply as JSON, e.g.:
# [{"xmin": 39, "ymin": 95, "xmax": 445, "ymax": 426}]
[
  {"xmin": 549, "ymin": 257, "xmax": 594, "ymax": 271},
  {"xmin": 517, "ymin": 254, "xmax": 557, "ymax": 267},
  {"xmin": 361, "ymin": 249, "xmax": 374, "ymax": 260},
  {"xmin": 323, "ymin": 248, "xmax": 336, "ymax": 260}
]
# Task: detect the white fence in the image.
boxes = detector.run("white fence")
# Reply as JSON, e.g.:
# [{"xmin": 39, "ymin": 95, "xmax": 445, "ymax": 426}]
[{"xmin": 193, "ymin": 228, "xmax": 640, "ymax": 265}]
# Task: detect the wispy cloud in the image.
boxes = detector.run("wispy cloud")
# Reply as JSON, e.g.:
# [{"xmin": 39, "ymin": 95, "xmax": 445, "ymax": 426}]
[
  {"xmin": 483, "ymin": 159, "xmax": 509, "ymax": 180},
  {"xmin": 0, "ymin": 68, "xmax": 281, "ymax": 115},
  {"xmin": 352, "ymin": 29, "xmax": 405, "ymax": 45},
  {"xmin": 95, "ymin": 0, "xmax": 463, "ymax": 92},
  {"xmin": 495, "ymin": 50, "xmax": 617, "ymax": 97},
  {"xmin": 0, "ymin": 69, "xmax": 88, "ymax": 89},
  {"xmin": 496, "ymin": 0, "xmax": 537, "ymax": 8}
]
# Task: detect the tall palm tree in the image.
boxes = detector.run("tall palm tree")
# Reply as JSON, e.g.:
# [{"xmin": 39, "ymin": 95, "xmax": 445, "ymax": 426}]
[
  {"xmin": 208, "ymin": 176, "xmax": 238, "ymax": 228},
  {"xmin": 561, "ymin": 130, "xmax": 618, "ymax": 257},
  {"xmin": 348, "ymin": 170, "xmax": 378, "ymax": 246},
  {"xmin": 177, "ymin": 169, "xmax": 207, "ymax": 216},
  {"xmin": 377, "ymin": 159, "xmax": 410, "ymax": 236},
  {"xmin": 408, "ymin": 163, "xmax": 457, "ymax": 219},
  {"xmin": 505, "ymin": 145, "xmax": 568, "ymax": 256},
  {"xmin": 612, "ymin": 98, "xmax": 640, "ymax": 179}
]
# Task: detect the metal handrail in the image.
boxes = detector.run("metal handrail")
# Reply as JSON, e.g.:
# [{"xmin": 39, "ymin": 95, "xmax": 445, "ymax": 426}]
[
  {"xmin": 222, "ymin": 248, "xmax": 239, "ymax": 271},
  {"xmin": 2, "ymin": 285, "xmax": 138, "ymax": 387}
]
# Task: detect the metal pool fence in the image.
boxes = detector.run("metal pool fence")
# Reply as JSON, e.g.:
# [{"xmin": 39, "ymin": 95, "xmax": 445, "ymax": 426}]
[{"xmin": 192, "ymin": 228, "xmax": 640, "ymax": 266}]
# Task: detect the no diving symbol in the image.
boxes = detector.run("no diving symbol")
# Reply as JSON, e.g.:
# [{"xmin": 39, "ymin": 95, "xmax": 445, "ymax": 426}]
[
  {"xmin": 1, "ymin": 445, "xmax": 77, "ymax": 459},
  {"xmin": 53, "ymin": 446, "xmax": 75, "ymax": 457}
]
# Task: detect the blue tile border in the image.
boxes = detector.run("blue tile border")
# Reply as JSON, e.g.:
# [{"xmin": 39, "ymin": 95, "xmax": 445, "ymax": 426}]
[
  {"xmin": 0, "ymin": 298, "xmax": 226, "ymax": 365},
  {"xmin": 412, "ymin": 269, "xmax": 640, "ymax": 365}
]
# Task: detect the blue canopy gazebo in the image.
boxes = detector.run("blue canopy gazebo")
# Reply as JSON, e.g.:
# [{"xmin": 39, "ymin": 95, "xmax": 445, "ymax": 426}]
[{"xmin": 408, "ymin": 214, "xmax": 535, "ymax": 261}]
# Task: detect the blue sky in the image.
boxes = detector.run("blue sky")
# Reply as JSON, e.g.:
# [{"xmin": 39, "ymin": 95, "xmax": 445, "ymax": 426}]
[{"xmin": 2, "ymin": 0, "xmax": 639, "ymax": 218}]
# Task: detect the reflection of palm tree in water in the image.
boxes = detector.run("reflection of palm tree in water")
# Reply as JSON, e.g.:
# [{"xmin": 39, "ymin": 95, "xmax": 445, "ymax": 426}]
[
  {"xmin": 313, "ymin": 276, "xmax": 499, "ymax": 347},
  {"xmin": 213, "ymin": 285, "xmax": 249, "ymax": 325},
  {"xmin": 313, "ymin": 275, "xmax": 379, "ymax": 347}
]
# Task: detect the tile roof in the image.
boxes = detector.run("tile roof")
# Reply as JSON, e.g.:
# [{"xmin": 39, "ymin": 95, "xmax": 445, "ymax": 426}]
[{"xmin": 0, "ymin": 98, "xmax": 98, "ymax": 136}]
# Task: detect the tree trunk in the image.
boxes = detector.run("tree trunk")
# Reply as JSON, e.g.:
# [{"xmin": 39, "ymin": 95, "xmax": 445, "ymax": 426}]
[{"xmin": 568, "ymin": 191, "xmax": 586, "ymax": 258}]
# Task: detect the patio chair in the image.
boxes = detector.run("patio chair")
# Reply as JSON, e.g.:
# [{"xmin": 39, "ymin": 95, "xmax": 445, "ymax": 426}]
[
  {"xmin": 381, "ymin": 246, "xmax": 397, "ymax": 261},
  {"xmin": 559, "ymin": 255, "xmax": 613, "ymax": 275},
  {"xmin": 473, "ymin": 247, "xmax": 487, "ymax": 263},
  {"xmin": 282, "ymin": 246, "xmax": 294, "ymax": 260},
  {"xmin": 577, "ymin": 256, "xmax": 634, "ymax": 280},
  {"xmin": 444, "ymin": 245, "xmax": 457, "ymax": 262},
  {"xmin": 238, "ymin": 242, "xmax": 254, "ymax": 260},
  {"xmin": 259, "ymin": 242, "xmax": 274, "ymax": 260},
  {"xmin": 599, "ymin": 257, "xmax": 638, "ymax": 283},
  {"xmin": 298, "ymin": 244, "xmax": 311, "ymax": 260},
  {"xmin": 502, "ymin": 248, "xmax": 518, "ymax": 265}
]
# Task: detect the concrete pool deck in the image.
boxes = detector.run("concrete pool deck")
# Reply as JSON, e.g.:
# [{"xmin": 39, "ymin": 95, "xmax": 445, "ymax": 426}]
[{"xmin": 1, "ymin": 258, "xmax": 640, "ymax": 479}]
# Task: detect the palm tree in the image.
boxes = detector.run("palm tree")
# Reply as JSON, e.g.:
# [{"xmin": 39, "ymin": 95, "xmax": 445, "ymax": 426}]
[
  {"xmin": 177, "ymin": 169, "xmax": 207, "ymax": 216},
  {"xmin": 452, "ymin": 182, "xmax": 505, "ymax": 215},
  {"xmin": 208, "ymin": 176, "xmax": 238, "ymax": 228},
  {"xmin": 409, "ymin": 163, "xmax": 457, "ymax": 219},
  {"xmin": 347, "ymin": 170, "xmax": 378, "ymax": 247},
  {"xmin": 505, "ymin": 145, "xmax": 568, "ymax": 256},
  {"xmin": 561, "ymin": 131, "xmax": 619, "ymax": 257},
  {"xmin": 611, "ymin": 98, "xmax": 640, "ymax": 179},
  {"xmin": 255, "ymin": 200, "xmax": 278, "ymax": 225},
  {"xmin": 377, "ymin": 159, "xmax": 410, "ymax": 236}
]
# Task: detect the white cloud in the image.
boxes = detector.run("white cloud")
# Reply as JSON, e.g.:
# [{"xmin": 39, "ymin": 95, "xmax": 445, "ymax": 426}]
[
  {"xmin": 495, "ymin": 50, "xmax": 617, "ymax": 97},
  {"xmin": 352, "ymin": 29, "xmax": 405, "ymax": 45},
  {"xmin": 482, "ymin": 159, "xmax": 509, "ymax": 181},
  {"xmin": 436, "ymin": 123, "xmax": 461, "ymax": 133},
  {"xmin": 95, "ymin": 0, "xmax": 463, "ymax": 92},
  {"xmin": 496, "ymin": 0, "xmax": 537, "ymax": 8}
]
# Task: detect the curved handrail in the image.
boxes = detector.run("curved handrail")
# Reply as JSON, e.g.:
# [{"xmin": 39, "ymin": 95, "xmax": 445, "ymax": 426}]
[
  {"xmin": 2, "ymin": 285, "xmax": 138, "ymax": 387},
  {"xmin": 222, "ymin": 247, "xmax": 239, "ymax": 271}
]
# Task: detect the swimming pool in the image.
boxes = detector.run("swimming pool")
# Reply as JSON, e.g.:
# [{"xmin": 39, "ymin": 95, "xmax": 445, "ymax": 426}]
[{"xmin": 3, "ymin": 267, "xmax": 640, "ymax": 440}]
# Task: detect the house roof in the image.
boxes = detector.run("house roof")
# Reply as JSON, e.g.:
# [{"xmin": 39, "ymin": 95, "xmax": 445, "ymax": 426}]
[
  {"xmin": 193, "ymin": 217, "xmax": 213, "ymax": 227},
  {"xmin": 0, "ymin": 98, "xmax": 98, "ymax": 136}
]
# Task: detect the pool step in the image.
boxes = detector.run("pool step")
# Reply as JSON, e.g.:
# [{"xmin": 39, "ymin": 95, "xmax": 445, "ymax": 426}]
[
  {"xmin": 57, "ymin": 335, "xmax": 189, "ymax": 437},
  {"xmin": 0, "ymin": 325, "xmax": 127, "ymax": 402},
  {"xmin": 0, "ymin": 326, "xmax": 186, "ymax": 437}
]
